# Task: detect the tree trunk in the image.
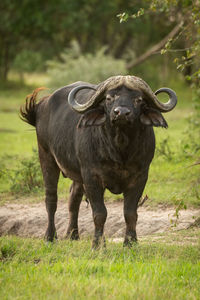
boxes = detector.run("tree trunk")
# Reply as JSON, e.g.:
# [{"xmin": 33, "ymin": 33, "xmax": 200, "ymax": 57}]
[
  {"xmin": 0, "ymin": 40, "xmax": 10, "ymax": 82},
  {"xmin": 114, "ymin": 34, "xmax": 132, "ymax": 58},
  {"xmin": 3, "ymin": 42, "xmax": 10, "ymax": 81}
]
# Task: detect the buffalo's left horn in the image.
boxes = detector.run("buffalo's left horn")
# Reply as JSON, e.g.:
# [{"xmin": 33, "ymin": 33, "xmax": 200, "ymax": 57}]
[
  {"xmin": 153, "ymin": 87, "xmax": 177, "ymax": 112},
  {"xmin": 68, "ymin": 85, "xmax": 97, "ymax": 113}
]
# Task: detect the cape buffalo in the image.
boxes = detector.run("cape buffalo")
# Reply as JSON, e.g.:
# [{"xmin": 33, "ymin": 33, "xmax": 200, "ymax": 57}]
[{"xmin": 20, "ymin": 75, "xmax": 177, "ymax": 248}]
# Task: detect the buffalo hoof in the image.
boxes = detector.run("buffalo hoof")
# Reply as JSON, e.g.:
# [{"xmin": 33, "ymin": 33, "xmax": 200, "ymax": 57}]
[
  {"xmin": 92, "ymin": 236, "xmax": 106, "ymax": 250},
  {"xmin": 123, "ymin": 236, "xmax": 137, "ymax": 248},
  {"xmin": 45, "ymin": 227, "xmax": 57, "ymax": 242},
  {"xmin": 66, "ymin": 229, "xmax": 80, "ymax": 240}
]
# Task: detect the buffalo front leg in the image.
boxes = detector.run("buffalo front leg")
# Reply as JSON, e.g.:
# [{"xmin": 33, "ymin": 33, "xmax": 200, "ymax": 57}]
[
  {"xmin": 38, "ymin": 145, "xmax": 60, "ymax": 242},
  {"xmin": 123, "ymin": 176, "xmax": 148, "ymax": 247},
  {"xmin": 66, "ymin": 181, "xmax": 83, "ymax": 240},
  {"xmin": 84, "ymin": 179, "xmax": 107, "ymax": 249}
]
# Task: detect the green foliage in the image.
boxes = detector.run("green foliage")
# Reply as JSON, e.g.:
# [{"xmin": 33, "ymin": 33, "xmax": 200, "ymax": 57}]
[
  {"xmin": 179, "ymin": 88, "xmax": 200, "ymax": 160},
  {"xmin": 117, "ymin": 8, "xmax": 145, "ymax": 22},
  {"xmin": 47, "ymin": 41, "xmax": 126, "ymax": 87},
  {"xmin": 0, "ymin": 0, "xmax": 149, "ymax": 82},
  {"xmin": 10, "ymin": 149, "xmax": 43, "ymax": 194},
  {"xmin": 118, "ymin": 0, "xmax": 200, "ymax": 86},
  {"xmin": 155, "ymin": 137, "xmax": 174, "ymax": 161},
  {"xmin": 0, "ymin": 149, "xmax": 43, "ymax": 196},
  {"xmin": 170, "ymin": 199, "xmax": 187, "ymax": 227},
  {"xmin": 13, "ymin": 50, "xmax": 44, "ymax": 73},
  {"xmin": 153, "ymin": 1, "xmax": 200, "ymax": 84},
  {"xmin": 0, "ymin": 0, "xmax": 58, "ymax": 81},
  {"xmin": 1, "ymin": 0, "xmax": 180, "ymax": 82}
]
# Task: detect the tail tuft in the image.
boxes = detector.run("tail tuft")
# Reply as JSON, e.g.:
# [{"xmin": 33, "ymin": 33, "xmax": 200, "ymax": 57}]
[{"xmin": 20, "ymin": 87, "xmax": 47, "ymax": 127}]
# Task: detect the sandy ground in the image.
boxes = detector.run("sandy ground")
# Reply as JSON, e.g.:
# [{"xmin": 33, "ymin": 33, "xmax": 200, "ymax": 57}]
[{"xmin": 0, "ymin": 201, "xmax": 199, "ymax": 239}]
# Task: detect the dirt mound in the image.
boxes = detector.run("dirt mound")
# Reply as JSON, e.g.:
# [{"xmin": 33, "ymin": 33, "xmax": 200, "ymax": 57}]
[{"xmin": 0, "ymin": 201, "xmax": 199, "ymax": 239}]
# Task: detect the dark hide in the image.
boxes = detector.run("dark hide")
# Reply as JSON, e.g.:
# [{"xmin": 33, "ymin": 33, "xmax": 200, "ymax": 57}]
[{"xmin": 20, "ymin": 81, "xmax": 168, "ymax": 248}]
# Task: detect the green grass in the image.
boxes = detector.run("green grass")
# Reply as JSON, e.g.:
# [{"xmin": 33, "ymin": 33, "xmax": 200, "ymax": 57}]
[
  {"xmin": 0, "ymin": 230, "xmax": 200, "ymax": 300},
  {"xmin": 0, "ymin": 74, "xmax": 199, "ymax": 207}
]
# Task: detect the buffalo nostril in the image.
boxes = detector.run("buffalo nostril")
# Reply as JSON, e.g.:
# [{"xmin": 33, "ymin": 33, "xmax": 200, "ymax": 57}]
[
  {"xmin": 114, "ymin": 107, "xmax": 131, "ymax": 116},
  {"xmin": 114, "ymin": 108, "xmax": 120, "ymax": 115}
]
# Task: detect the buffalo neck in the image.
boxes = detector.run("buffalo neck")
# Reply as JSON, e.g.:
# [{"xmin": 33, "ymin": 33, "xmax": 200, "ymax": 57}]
[{"xmin": 100, "ymin": 119, "xmax": 147, "ymax": 164}]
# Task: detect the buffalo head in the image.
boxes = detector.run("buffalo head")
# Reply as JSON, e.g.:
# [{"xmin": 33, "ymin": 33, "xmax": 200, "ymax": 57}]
[{"xmin": 68, "ymin": 75, "xmax": 177, "ymax": 129}]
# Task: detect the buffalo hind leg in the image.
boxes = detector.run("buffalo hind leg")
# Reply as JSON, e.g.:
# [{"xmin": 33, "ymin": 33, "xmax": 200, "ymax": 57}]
[
  {"xmin": 84, "ymin": 178, "xmax": 107, "ymax": 249},
  {"xmin": 38, "ymin": 145, "xmax": 60, "ymax": 242},
  {"xmin": 66, "ymin": 181, "xmax": 83, "ymax": 240},
  {"xmin": 123, "ymin": 176, "xmax": 148, "ymax": 247}
]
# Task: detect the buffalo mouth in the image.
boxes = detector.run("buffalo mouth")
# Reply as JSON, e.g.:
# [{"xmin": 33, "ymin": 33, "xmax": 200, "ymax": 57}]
[{"xmin": 111, "ymin": 116, "xmax": 133, "ymax": 126}]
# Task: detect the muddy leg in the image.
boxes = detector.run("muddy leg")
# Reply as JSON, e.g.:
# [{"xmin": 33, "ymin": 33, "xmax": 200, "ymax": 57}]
[
  {"xmin": 38, "ymin": 145, "xmax": 60, "ymax": 242},
  {"xmin": 84, "ymin": 180, "xmax": 107, "ymax": 249},
  {"xmin": 66, "ymin": 181, "xmax": 83, "ymax": 240},
  {"xmin": 123, "ymin": 176, "xmax": 148, "ymax": 247}
]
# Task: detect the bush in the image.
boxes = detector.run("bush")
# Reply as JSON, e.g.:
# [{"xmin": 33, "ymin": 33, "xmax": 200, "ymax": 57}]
[
  {"xmin": 13, "ymin": 50, "xmax": 44, "ymax": 73},
  {"xmin": 47, "ymin": 40, "xmax": 127, "ymax": 88},
  {"xmin": 1, "ymin": 149, "xmax": 44, "ymax": 195},
  {"xmin": 10, "ymin": 149, "xmax": 43, "ymax": 195},
  {"xmin": 156, "ymin": 137, "xmax": 174, "ymax": 161},
  {"xmin": 180, "ymin": 88, "xmax": 200, "ymax": 159}
]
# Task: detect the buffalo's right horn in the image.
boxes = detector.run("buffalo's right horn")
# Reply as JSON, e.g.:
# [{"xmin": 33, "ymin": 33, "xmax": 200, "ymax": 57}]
[
  {"xmin": 68, "ymin": 85, "xmax": 97, "ymax": 113},
  {"xmin": 68, "ymin": 76, "xmax": 128, "ymax": 112}
]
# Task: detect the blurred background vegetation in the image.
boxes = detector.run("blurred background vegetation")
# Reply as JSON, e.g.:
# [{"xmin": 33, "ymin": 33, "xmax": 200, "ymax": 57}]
[{"xmin": 0, "ymin": 0, "xmax": 199, "ymax": 207}]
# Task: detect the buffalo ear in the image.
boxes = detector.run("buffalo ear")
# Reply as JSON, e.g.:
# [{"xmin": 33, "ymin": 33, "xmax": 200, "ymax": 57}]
[
  {"xmin": 77, "ymin": 108, "xmax": 106, "ymax": 128},
  {"xmin": 140, "ymin": 108, "xmax": 168, "ymax": 128}
]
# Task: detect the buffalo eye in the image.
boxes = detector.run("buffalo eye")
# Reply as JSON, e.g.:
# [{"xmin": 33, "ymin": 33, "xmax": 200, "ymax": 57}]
[
  {"xmin": 106, "ymin": 95, "xmax": 114, "ymax": 101},
  {"xmin": 135, "ymin": 97, "xmax": 143, "ymax": 105}
]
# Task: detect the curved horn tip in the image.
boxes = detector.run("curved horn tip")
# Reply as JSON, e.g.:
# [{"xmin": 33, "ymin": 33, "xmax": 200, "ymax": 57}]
[
  {"xmin": 154, "ymin": 87, "xmax": 177, "ymax": 112},
  {"xmin": 68, "ymin": 85, "xmax": 97, "ymax": 113}
]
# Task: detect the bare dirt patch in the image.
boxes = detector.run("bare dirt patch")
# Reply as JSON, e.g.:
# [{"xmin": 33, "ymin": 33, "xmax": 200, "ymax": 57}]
[{"xmin": 0, "ymin": 201, "xmax": 199, "ymax": 240}]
